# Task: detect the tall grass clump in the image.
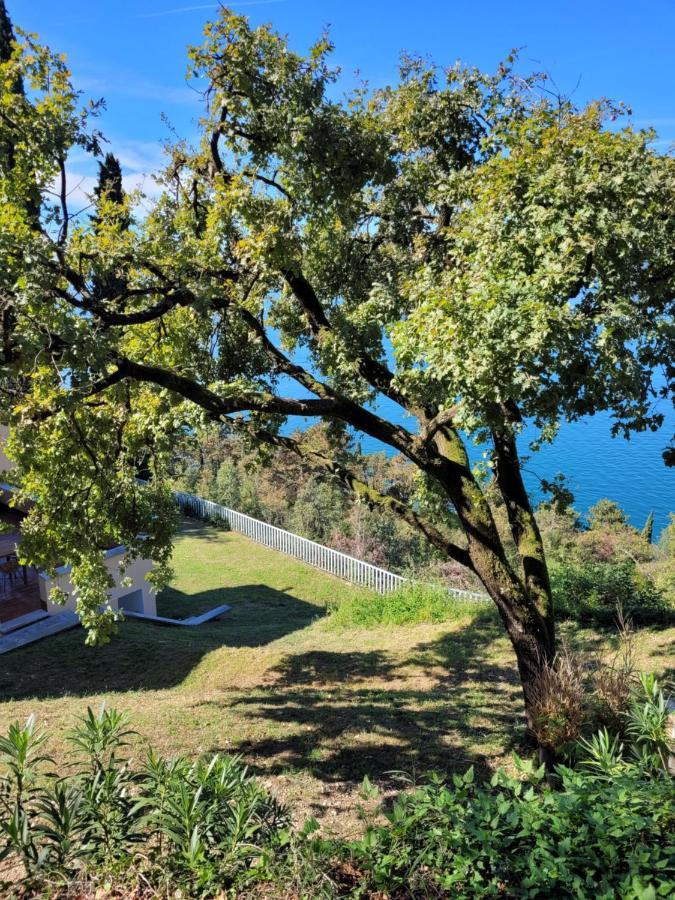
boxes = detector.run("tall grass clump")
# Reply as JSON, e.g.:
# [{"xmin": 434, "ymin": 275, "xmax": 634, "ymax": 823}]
[{"xmin": 327, "ymin": 582, "xmax": 489, "ymax": 628}]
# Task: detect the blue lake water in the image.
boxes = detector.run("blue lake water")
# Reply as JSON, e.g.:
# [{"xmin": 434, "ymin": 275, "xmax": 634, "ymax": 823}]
[
  {"xmin": 360, "ymin": 395, "xmax": 674, "ymax": 536},
  {"xmin": 276, "ymin": 335, "xmax": 673, "ymax": 536},
  {"xmin": 282, "ymin": 387, "xmax": 674, "ymax": 537}
]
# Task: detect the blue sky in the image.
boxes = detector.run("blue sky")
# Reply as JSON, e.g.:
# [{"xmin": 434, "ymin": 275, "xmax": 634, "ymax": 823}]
[{"xmin": 10, "ymin": 1, "xmax": 675, "ymax": 191}]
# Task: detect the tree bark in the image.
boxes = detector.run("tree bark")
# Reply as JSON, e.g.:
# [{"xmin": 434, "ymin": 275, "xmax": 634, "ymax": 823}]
[{"xmin": 429, "ymin": 422, "xmax": 556, "ymax": 734}]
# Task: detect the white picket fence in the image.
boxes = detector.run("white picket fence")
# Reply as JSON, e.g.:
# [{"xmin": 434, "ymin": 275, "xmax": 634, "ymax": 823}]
[{"xmin": 174, "ymin": 490, "xmax": 488, "ymax": 602}]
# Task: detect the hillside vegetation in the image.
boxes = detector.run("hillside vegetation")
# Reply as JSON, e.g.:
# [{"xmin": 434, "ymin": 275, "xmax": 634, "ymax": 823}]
[{"xmin": 0, "ymin": 522, "xmax": 672, "ymax": 834}]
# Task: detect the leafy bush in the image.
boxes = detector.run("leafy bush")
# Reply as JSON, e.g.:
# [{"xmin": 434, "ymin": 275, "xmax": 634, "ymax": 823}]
[
  {"xmin": 2, "ymin": 705, "xmax": 673, "ymax": 897},
  {"xmin": 0, "ymin": 707, "xmax": 289, "ymax": 895},
  {"xmin": 578, "ymin": 672, "xmax": 673, "ymax": 776},
  {"xmin": 290, "ymin": 478, "xmax": 348, "ymax": 544},
  {"xmin": 206, "ymin": 512, "xmax": 231, "ymax": 529},
  {"xmin": 550, "ymin": 559, "xmax": 672, "ymax": 625},
  {"xmin": 529, "ymin": 620, "xmax": 674, "ymax": 764},
  {"xmin": 346, "ymin": 759, "xmax": 675, "ymax": 898},
  {"xmin": 327, "ymin": 582, "xmax": 489, "ymax": 628}
]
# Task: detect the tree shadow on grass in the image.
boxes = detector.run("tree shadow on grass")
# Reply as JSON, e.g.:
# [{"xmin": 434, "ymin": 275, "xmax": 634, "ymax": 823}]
[
  {"xmin": 0, "ymin": 585, "xmax": 322, "ymax": 701},
  {"xmin": 202, "ymin": 609, "xmax": 528, "ymax": 788},
  {"xmin": 175, "ymin": 518, "xmax": 229, "ymax": 542}
]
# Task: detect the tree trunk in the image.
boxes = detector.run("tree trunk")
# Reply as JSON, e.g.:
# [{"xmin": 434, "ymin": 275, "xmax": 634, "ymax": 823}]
[
  {"xmin": 478, "ymin": 563, "xmax": 556, "ymax": 732},
  {"xmin": 429, "ymin": 424, "xmax": 556, "ymax": 746}
]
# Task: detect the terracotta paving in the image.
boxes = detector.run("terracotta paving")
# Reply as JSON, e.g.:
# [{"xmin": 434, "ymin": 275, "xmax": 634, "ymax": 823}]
[
  {"xmin": 0, "ymin": 568, "xmax": 43, "ymax": 623},
  {"xmin": 0, "ymin": 524, "xmax": 43, "ymax": 624}
]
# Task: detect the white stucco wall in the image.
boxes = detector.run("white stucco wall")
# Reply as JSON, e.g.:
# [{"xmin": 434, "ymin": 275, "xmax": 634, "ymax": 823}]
[
  {"xmin": 0, "ymin": 424, "xmax": 13, "ymax": 476},
  {"xmin": 0, "ymin": 426, "xmax": 157, "ymax": 619},
  {"xmin": 39, "ymin": 546, "xmax": 157, "ymax": 617}
]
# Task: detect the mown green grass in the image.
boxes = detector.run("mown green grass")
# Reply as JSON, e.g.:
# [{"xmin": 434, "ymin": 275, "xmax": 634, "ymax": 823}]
[{"xmin": 0, "ymin": 520, "xmax": 672, "ymax": 833}]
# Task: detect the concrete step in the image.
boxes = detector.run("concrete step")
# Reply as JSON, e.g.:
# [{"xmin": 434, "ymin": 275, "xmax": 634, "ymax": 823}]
[
  {"xmin": 0, "ymin": 611, "xmax": 80, "ymax": 654},
  {"xmin": 0, "ymin": 609, "xmax": 49, "ymax": 635},
  {"xmin": 123, "ymin": 603, "xmax": 231, "ymax": 627}
]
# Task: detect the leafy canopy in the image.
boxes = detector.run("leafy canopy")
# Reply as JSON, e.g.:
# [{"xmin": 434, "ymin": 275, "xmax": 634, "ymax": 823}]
[{"xmin": 0, "ymin": 8, "xmax": 673, "ymax": 640}]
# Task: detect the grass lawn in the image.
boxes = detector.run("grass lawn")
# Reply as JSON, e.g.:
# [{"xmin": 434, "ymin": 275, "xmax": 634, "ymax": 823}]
[{"xmin": 0, "ymin": 520, "xmax": 672, "ymax": 833}]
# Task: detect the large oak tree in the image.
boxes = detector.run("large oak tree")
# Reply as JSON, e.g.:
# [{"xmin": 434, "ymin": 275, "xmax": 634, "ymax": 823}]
[{"xmin": 0, "ymin": 3, "xmax": 673, "ymax": 744}]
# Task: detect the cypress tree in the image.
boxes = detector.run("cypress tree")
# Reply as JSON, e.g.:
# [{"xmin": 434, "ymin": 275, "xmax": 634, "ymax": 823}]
[
  {"xmin": 91, "ymin": 152, "xmax": 129, "ymax": 303},
  {"xmin": 641, "ymin": 511, "xmax": 655, "ymax": 544},
  {"xmin": 0, "ymin": 0, "xmax": 22, "ymax": 169},
  {"xmin": 0, "ymin": 0, "xmax": 15, "ymax": 65},
  {"xmin": 0, "ymin": 0, "xmax": 31, "ymax": 366},
  {"xmin": 93, "ymin": 153, "xmax": 126, "ymax": 216}
]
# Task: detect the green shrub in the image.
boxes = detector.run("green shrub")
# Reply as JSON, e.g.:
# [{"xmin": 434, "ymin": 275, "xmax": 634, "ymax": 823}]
[
  {"xmin": 327, "ymin": 582, "xmax": 489, "ymax": 628},
  {"xmin": 578, "ymin": 673, "xmax": 674, "ymax": 776},
  {"xmin": 551, "ymin": 559, "xmax": 672, "ymax": 625},
  {"xmin": 347, "ymin": 759, "xmax": 675, "ymax": 898},
  {"xmin": 207, "ymin": 512, "xmax": 231, "ymax": 529},
  {"xmin": 0, "ymin": 707, "xmax": 289, "ymax": 895},
  {"xmin": 1, "ymin": 704, "xmax": 674, "ymax": 897}
]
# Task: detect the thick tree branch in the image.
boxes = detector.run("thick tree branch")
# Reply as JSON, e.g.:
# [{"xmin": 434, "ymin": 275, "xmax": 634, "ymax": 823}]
[
  {"xmin": 420, "ymin": 407, "xmax": 460, "ymax": 444},
  {"xmin": 281, "ymin": 267, "xmax": 415, "ymax": 414},
  {"xmin": 53, "ymin": 264, "xmax": 238, "ymax": 327},
  {"xmin": 53, "ymin": 285, "xmax": 199, "ymax": 326},
  {"xmin": 57, "ymin": 157, "xmax": 69, "ymax": 245},
  {"xmin": 114, "ymin": 356, "xmax": 342, "ymax": 419},
  {"xmin": 236, "ymin": 422, "xmax": 474, "ymax": 570},
  {"xmin": 209, "ymin": 104, "xmax": 228, "ymax": 177},
  {"xmin": 234, "ymin": 304, "xmax": 426, "ymax": 464}
]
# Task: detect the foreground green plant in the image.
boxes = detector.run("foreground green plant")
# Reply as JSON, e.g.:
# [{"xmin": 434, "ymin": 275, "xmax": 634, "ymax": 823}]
[
  {"xmin": 1, "ymin": 705, "xmax": 673, "ymax": 898},
  {"xmin": 579, "ymin": 673, "xmax": 673, "ymax": 776},
  {"xmin": 0, "ymin": 707, "xmax": 289, "ymax": 894},
  {"xmin": 344, "ymin": 759, "xmax": 674, "ymax": 899}
]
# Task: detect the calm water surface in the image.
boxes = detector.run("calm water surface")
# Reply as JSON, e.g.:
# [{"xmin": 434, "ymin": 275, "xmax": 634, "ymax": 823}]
[
  {"xmin": 279, "ymin": 344, "xmax": 674, "ymax": 535},
  {"xmin": 359, "ymin": 397, "xmax": 674, "ymax": 536}
]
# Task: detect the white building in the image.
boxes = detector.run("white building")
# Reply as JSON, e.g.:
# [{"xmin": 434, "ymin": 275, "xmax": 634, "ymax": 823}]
[{"xmin": 0, "ymin": 424, "xmax": 157, "ymax": 625}]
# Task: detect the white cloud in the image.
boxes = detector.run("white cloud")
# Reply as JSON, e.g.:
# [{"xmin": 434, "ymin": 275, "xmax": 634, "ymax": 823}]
[
  {"xmin": 48, "ymin": 137, "xmax": 170, "ymax": 219},
  {"xmin": 49, "ymin": 170, "xmax": 164, "ymax": 219},
  {"xmin": 110, "ymin": 139, "xmax": 170, "ymax": 174},
  {"xmin": 137, "ymin": 3, "xmax": 218, "ymax": 16},
  {"xmin": 136, "ymin": 1, "xmax": 285, "ymax": 18},
  {"xmin": 66, "ymin": 139, "xmax": 169, "ymax": 175}
]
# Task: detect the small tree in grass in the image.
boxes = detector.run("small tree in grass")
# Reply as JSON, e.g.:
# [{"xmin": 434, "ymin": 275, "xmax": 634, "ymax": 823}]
[{"xmin": 0, "ymin": 2, "xmax": 673, "ymax": 751}]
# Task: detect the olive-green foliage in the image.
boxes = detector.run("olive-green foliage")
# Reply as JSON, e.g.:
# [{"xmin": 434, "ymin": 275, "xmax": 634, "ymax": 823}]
[
  {"xmin": 536, "ymin": 498, "xmax": 674, "ymax": 624},
  {"xmin": 289, "ymin": 477, "xmax": 347, "ymax": 544},
  {"xmin": 2, "ymin": 2, "xmax": 675, "ymax": 647},
  {"xmin": 550, "ymin": 559, "xmax": 672, "ymax": 626},
  {"xmin": 327, "ymin": 582, "xmax": 490, "ymax": 628},
  {"xmin": 349, "ymin": 676, "xmax": 673, "ymax": 898},
  {"xmin": 212, "ymin": 459, "xmax": 264, "ymax": 518},
  {"xmin": 2, "ymin": 704, "xmax": 673, "ymax": 898},
  {"xmin": 587, "ymin": 499, "xmax": 632, "ymax": 531},
  {"xmin": 578, "ymin": 673, "xmax": 673, "ymax": 776},
  {"xmin": 0, "ymin": 707, "xmax": 289, "ymax": 894},
  {"xmin": 345, "ymin": 760, "xmax": 674, "ymax": 899}
]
